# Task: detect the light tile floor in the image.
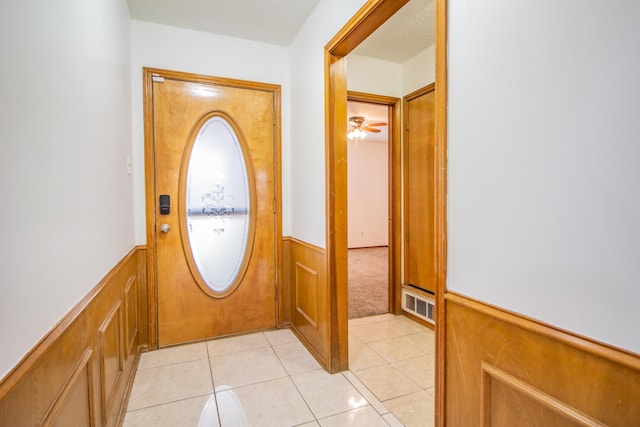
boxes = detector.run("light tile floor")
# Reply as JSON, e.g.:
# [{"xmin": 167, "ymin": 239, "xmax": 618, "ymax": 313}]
[{"xmin": 124, "ymin": 314, "xmax": 434, "ymax": 427}]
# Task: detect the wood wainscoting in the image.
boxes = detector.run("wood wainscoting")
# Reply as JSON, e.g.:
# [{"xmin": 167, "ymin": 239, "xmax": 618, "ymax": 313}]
[
  {"xmin": 445, "ymin": 292, "xmax": 640, "ymax": 426},
  {"xmin": 282, "ymin": 237, "xmax": 330, "ymax": 370},
  {"xmin": 0, "ymin": 247, "xmax": 147, "ymax": 427}
]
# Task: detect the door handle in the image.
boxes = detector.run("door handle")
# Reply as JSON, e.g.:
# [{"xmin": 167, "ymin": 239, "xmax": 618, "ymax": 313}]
[{"xmin": 160, "ymin": 223, "xmax": 170, "ymax": 233}]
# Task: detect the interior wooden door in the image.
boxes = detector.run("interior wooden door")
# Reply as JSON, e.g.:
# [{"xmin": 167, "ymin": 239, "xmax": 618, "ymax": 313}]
[
  {"xmin": 150, "ymin": 71, "xmax": 279, "ymax": 346},
  {"xmin": 404, "ymin": 84, "xmax": 436, "ymax": 294}
]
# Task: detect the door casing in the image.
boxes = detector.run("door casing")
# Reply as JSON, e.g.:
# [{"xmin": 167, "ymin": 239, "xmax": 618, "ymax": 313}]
[
  {"xmin": 143, "ymin": 68, "xmax": 283, "ymax": 350},
  {"xmin": 324, "ymin": 0, "xmax": 448, "ymax": 425}
]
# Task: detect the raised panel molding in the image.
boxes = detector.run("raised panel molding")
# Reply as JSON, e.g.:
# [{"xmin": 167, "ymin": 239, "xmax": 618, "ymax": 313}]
[
  {"xmin": 98, "ymin": 304, "xmax": 124, "ymax": 424},
  {"xmin": 446, "ymin": 292, "xmax": 640, "ymax": 426},
  {"xmin": 124, "ymin": 276, "xmax": 138, "ymax": 358},
  {"xmin": 40, "ymin": 348, "xmax": 95, "ymax": 427},
  {"xmin": 295, "ymin": 262, "xmax": 319, "ymax": 328},
  {"xmin": 0, "ymin": 247, "xmax": 147, "ymax": 427},
  {"xmin": 283, "ymin": 237, "xmax": 329, "ymax": 370}
]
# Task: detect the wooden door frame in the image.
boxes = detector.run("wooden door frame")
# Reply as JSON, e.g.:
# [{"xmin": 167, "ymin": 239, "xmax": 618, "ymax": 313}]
[
  {"xmin": 143, "ymin": 67, "xmax": 283, "ymax": 351},
  {"xmin": 347, "ymin": 91, "xmax": 402, "ymax": 314},
  {"xmin": 324, "ymin": 0, "xmax": 448, "ymax": 424}
]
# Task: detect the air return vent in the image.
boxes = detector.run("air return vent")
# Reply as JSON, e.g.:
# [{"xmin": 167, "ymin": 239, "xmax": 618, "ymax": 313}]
[{"xmin": 402, "ymin": 289, "xmax": 435, "ymax": 324}]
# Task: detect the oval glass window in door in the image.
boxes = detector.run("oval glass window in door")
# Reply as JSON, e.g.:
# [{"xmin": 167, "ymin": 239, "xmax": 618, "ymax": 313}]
[{"xmin": 180, "ymin": 113, "xmax": 256, "ymax": 297}]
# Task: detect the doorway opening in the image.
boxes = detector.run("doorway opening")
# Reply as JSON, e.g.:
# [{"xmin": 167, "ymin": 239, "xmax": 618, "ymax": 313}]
[
  {"xmin": 324, "ymin": 0, "xmax": 447, "ymax": 424},
  {"xmin": 346, "ymin": 93, "xmax": 402, "ymax": 320}
]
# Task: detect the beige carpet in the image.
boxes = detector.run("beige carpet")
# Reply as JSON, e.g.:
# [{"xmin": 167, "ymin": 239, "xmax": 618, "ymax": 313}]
[{"xmin": 348, "ymin": 246, "xmax": 389, "ymax": 319}]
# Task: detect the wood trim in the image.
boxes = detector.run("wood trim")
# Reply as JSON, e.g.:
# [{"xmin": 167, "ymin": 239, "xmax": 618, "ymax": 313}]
[
  {"xmin": 347, "ymin": 91, "xmax": 402, "ymax": 315},
  {"xmin": 284, "ymin": 237, "xmax": 330, "ymax": 371},
  {"xmin": 325, "ymin": 0, "xmax": 410, "ymax": 375},
  {"xmin": 446, "ymin": 292, "xmax": 640, "ymax": 425},
  {"xmin": 480, "ymin": 362, "xmax": 606, "ymax": 427},
  {"xmin": 98, "ymin": 303, "xmax": 124, "ymax": 424},
  {"xmin": 143, "ymin": 67, "xmax": 283, "ymax": 349},
  {"xmin": 0, "ymin": 248, "xmax": 146, "ymax": 427},
  {"xmin": 143, "ymin": 68, "xmax": 158, "ymax": 351},
  {"xmin": 402, "ymin": 82, "xmax": 436, "ymax": 295},
  {"xmin": 0, "ymin": 248, "xmax": 139, "ymax": 399},
  {"xmin": 40, "ymin": 348, "xmax": 95, "ymax": 427},
  {"xmin": 434, "ymin": 0, "xmax": 448, "ymax": 425},
  {"xmin": 124, "ymin": 275, "xmax": 139, "ymax": 358},
  {"xmin": 446, "ymin": 292, "xmax": 640, "ymax": 371}
]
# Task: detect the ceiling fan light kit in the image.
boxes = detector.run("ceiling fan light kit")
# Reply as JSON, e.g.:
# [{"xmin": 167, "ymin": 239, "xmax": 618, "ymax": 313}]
[{"xmin": 347, "ymin": 116, "xmax": 387, "ymax": 146}]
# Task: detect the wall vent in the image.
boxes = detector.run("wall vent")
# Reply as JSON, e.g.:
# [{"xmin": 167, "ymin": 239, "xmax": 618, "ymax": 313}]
[{"xmin": 402, "ymin": 289, "xmax": 435, "ymax": 324}]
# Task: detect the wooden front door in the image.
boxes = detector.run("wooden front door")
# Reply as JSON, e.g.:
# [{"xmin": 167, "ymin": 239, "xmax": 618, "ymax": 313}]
[
  {"xmin": 404, "ymin": 84, "xmax": 436, "ymax": 294},
  {"xmin": 146, "ymin": 69, "xmax": 280, "ymax": 347}
]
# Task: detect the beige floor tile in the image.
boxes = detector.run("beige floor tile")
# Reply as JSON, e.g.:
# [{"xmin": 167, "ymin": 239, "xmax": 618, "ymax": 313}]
[
  {"xmin": 349, "ymin": 322, "xmax": 397, "ymax": 343},
  {"xmin": 384, "ymin": 390, "xmax": 435, "ymax": 427},
  {"xmin": 348, "ymin": 343, "xmax": 387, "ymax": 371},
  {"xmin": 382, "ymin": 412, "xmax": 405, "ymax": 427},
  {"xmin": 401, "ymin": 331, "xmax": 435, "ymax": 354},
  {"xmin": 123, "ymin": 394, "xmax": 219, "ymax": 427},
  {"xmin": 368, "ymin": 336, "xmax": 425, "ymax": 363},
  {"xmin": 273, "ymin": 341, "xmax": 322, "ymax": 375},
  {"xmin": 292, "ymin": 369, "xmax": 367, "ymax": 419},
  {"xmin": 341, "ymin": 371, "xmax": 388, "ymax": 416},
  {"xmin": 216, "ymin": 377, "xmax": 314, "ymax": 427},
  {"xmin": 348, "ymin": 313, "xmax": 394, "ymax": 327},
  {"xmin": 264, "ymin": 328, "xmax": 298, "ymax": 346},
  {"xmin": 127, "ymin": 359, "xmax": 213, "ymax": 411},
  {"xmin": 388, "ymin": 317, "xmax": 431, "ymax": 337},
  {"xmin": 393, "ymin": 355, "xmax": 435, "ymax": 389},
  {"xmin": 210, "ymin": 346, "xmax": 287, "ymax": 388},
  {"xmin": 353, "ymin": 364, "xmax": 421, "ymax": 401},
  {"xmin": 425, "ymin": 386, "xmax": 435, "ymax": 397},
  {"xmin": 317, "ymin": 405, "xmax": 388, "ymax": 427},
  {"xmin": 348, "ymin": 332, "xmax": 363, "ymax": 345},
  {"xmin": 297, "ymin": 422, "xmax": 321, "ymax": 427},
  {"xmin": 138, "ymin": 342, "xmax": 208, "ymax": 370},
  {"xmin": 206, "ymin": 332, "xmax": 270, "ymax": 357}
]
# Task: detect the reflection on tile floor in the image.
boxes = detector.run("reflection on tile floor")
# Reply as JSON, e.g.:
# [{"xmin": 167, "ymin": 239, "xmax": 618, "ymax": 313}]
[{"xmin": 124, "ymin": 314, "xmax": 434, "ymax": 427}]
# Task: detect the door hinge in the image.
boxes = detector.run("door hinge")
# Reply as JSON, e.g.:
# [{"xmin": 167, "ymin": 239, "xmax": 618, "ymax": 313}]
[
  {"xmin": 405, "ymin": 120, "xmax": 410, "ymax": 131},
  {"xmin": 152, "ymin": 74, "xmax": 165, "ymax": 83},
  {"xmin": 273, "ymin": 198, "xmax": 277, "ymax": 214},
  {"xmin": 272, "ymin": 111, "xmax": 276, "ymax": 126}
]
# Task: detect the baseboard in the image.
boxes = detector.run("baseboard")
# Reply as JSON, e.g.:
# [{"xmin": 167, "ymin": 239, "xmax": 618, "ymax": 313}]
[
  {"xmin": 445, "ymin": 292, "xmax": 640, "ymax": 425},
  {"xmin": 0, "ymin": 247, "xmax": 147, "ymax": 427}
]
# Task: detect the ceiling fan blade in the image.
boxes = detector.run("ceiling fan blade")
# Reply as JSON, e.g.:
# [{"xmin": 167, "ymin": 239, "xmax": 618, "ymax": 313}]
[
  {"xmin": 364, "ymin": 126, "xmax": 381, "ymax": 133},
  {"xmin": 366, "ymin": 122, "xmax": 387, "ymax": 127}
]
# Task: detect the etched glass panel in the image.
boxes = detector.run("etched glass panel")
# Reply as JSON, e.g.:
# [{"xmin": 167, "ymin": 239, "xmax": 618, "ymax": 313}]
[{"xmin": 185, "ymin": 116, "xmax": 251, "ymax": 293}]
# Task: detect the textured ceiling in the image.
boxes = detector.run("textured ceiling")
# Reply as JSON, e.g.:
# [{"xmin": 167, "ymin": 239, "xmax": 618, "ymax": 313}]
[
  {"xmin": 353, "ymin": 0, "xmax": 434, "ymax": 63},
  {"xmin": 127, "ymin": 0, "xmax": 434, "ymax": 61},
  {"xmin": 127, "ymin": 0, "xmax": 320, "ymax": 46}
]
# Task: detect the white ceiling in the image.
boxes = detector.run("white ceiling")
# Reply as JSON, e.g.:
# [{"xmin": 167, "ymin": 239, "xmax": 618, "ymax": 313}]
[
  {"xmin": 126, "ymin": 0, "xmax": 434, "ymax": 63},
  {"xmin": 127, "ymin": 0, "xmax": 320, "ymax": 46}
]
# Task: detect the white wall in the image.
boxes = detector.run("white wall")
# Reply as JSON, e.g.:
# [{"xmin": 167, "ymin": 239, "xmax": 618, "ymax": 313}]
[
  {"xmin": 402, "ymin": 44, "xmax": 435, "ymax": 95},
  {"xmin": 347, "ymin": 139, "xmax": 389, "ymax": 247},
  {"xmin": 347, "ymin": 54, "xmax": 403, "ymax": 98},
  {"xmin": 0, "ymin": 0, "xmax": 134, "ymax": 377},
  {"xmin": 131, "ymin": 20, "xmax": 291, "ymax": 243},
  {"xmin": 289, "ymin": 0, "xmax": 368, "ymax": 247},
  {"xmin": 448, "ymin": 0, "xmax": 640, "ymax": 353}
]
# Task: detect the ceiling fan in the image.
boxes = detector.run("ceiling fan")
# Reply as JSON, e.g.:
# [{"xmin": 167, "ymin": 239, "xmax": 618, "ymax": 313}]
[{"xmin": 347, "ymin": 116, "xmax": 387, "ymax": 143}]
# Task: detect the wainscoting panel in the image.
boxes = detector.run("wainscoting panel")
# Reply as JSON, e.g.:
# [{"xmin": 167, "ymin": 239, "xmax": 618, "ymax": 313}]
[
  {"xmin": 283, "ymin": 237, "xmax": 329, "ymax": 369},
  {"xmin": 0, "ymin": 247, "xmax": 147, "ymax": 427},
  {"xmin": 98, "ymin": 304, "xmax": 123, "ymax": 424},
  {"xmin": 445, "ymin": 292, "xmax": 640, "ymax": 426}
]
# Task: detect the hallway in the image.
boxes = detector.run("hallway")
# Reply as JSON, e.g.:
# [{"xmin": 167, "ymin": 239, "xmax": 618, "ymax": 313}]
[{"xmin": 124, "ymin": 314, "xmax": 434, "ymax": 426}]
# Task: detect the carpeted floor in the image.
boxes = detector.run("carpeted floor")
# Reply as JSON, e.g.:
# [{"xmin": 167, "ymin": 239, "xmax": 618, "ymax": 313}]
[{"xmin": 348, "ymin": 246, "xmax": 389, "ymax": 319}]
